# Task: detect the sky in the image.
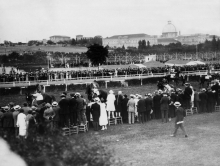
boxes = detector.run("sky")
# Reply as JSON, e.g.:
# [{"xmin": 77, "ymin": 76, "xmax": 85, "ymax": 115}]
[{"xmin": 0, "ymin": 0, "xmax": 220, "ymax": 43}]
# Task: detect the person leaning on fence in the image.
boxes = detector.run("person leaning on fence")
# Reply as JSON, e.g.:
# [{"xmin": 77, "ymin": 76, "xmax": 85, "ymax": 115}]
[{"xmin": 170, "ymin": 102, "xmax": 188, "ymax": 138}]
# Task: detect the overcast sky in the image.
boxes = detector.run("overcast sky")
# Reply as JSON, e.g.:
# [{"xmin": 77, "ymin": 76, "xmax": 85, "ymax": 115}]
[{"xmin": 0, "ymin": 0, "xmax": 220, "ymax": 43}]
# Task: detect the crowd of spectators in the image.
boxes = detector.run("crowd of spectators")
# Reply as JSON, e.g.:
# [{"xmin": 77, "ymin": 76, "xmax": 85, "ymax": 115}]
[
  {"xmin": 1, "ymin": 63, "xmax": 220, "ymax": 83},
  {"xmin": 1, "ymin": 79, "xmax": 220, "ymax": 141}
]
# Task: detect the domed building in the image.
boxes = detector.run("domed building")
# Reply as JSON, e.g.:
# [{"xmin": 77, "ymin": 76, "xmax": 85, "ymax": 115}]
[{"xmin": 162, "ymin": 21, "xmax": 178, "ymax": 38}]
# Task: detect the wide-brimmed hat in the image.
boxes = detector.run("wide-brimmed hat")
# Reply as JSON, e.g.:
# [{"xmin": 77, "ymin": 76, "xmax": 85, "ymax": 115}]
[
  {"xmin": 130, "ymin": 94, "xmax": 134, "ymax": 98},
  {"xmin": 14, "ymin": 105, "xmax": 21, "ymax": 111},
  {"xmin": 2, "ymin": 106, "xmax": 10, "ymax": 111},
  {"xmin": 109, "ymin": 90, "xmax": 114, "ymax": 94},
  {"xmin": 94, "ymin": 97, "xmax": 100, "ymax": 102},
  {"xmin": 163, "ymin": 92, "xmax": 168, "ymax": 96},
  {"xmin": 31, "ymin": 106, "xmax": 37, "ymax": 110},
  {"xmin": 45, "ymin": 103, "xmax": 51, "ymax": 107},
  {"xmin": 147, "ymin": 93, "xmax": 152, "ymax": 96},
  {"xmin": 60, "ymin": 94, "xmax": 66, "ymax": 97},
  {"xmin": 202, "ymin": 88, "xmax": 206, "ymax": 92},
  {"xmin": 9, "ymin": 102, "xmax": 15, "ymax": 106},
  {"xmin": 52, "ymin": 101, "xmax": 58, "ymax": 106},
  {"xmin": 174, "ymin": 102, "xmax": 181, "ymax": 107},
  {"xmin": 184, "ymin": 83, "xmax": 190, "ymax": 86},
  {"xmin": 75, "ymin": 92, "xmax": 81, "ymax": 96},
  {"xmin": 158, "ymin": 90, "xmax": 163, "ymax": 93}
]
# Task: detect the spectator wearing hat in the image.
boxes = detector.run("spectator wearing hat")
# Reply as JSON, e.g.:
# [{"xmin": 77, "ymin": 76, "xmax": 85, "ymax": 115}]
[
  {"xmin": 122, "ymin": 95, "xmax": 129, "ymax": 123},
  {"xmin": 22, "ymin": 102, "xmax": 31, "ymax": 116},
  {"xmin": 211, "ymin": 81, "xmax": 220, "ymax": 105},
  {"xmin": 134, "ymin": 94, "xmax": 139, "ymax": 122},
  {"xmin": 206, "ymin": 88, "xmax": 216, "ymax": 113},
  {"xmin": 69, "ymin": 93, "xmax": 78, "ymax": 126},
  {"xmin": 170, "ymin": 102, "xmax": 188, "ymax": 138},
  {"xmin": 106, "ymin": 90, "xmax": 116, "ymax": 119},
  {"xmin": 59, "ymin": 94, "xmax": 70, "ymax": 127},
  {"xmin": 169, "ymin": 90, "xmax": 177, "ymax": 119},
  {"xmin": 44, "ymin": 103, "xmax": 55, "ymax": 132},
  {"xmin": 52, "ymin": 101, "xmax": 60, "ymax": 129},
  {"xmin": 12, "ymin": 105, "xmax": 21, "ymax": 138},
  {"xmin": 199, "ymin": 88, "xmax": 208, "ymax": 113},
  {"xmin": 99, "ymin": 98, "xmax": 108, "ymax": 130},
  {"xmin": 177, "ymin": 89, "xmax": 185, "ymax": 109},
  {"xmin": 127, "ymin": 95, "xmax": 136, "ymax": 124},
  {"xmin": 1, "ymin": 106, "xmax": 14, "ymax": 140},
  {"xmin": 26, "ymin": 110, "xmax": 38, "ymax": 141},
  {"xmin": 16, "ymin": 109, "xmax": 27, "ymax": 140},
  {"xmin": 76, "ymin": 93, "xmax": 87, "ymax": 125},
  {"xmin": 145, "ymin": 94, "xmax": 153, "ymax": 121},
  {"xmin": 153, "ymin": 91, "xmax": 162, "ymax": 119},
  {"xmin": 115, "ymin": 91, "xmax": 123, "ymax": 118},
  {"xmin": 184, "ymin": 83, "xmax": 193, "ymax": 109},
  {"xmin": 193, "ymin": 89, "xmax": 200, "ymax": 113},
  {"xmin": 137, "ymin": 95, "xmax": 146, "ymax": 123},
  {"xmin": 160, "ymin": 93, "xmax": 170, "ymax": 123},
  {"xmin": 91, "ymin": 98, "xmax": 101, "ymax": 131}
]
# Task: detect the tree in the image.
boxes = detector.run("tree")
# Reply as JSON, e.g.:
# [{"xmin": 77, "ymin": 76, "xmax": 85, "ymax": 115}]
[
  {"xmin": 47, "ymin": 40, "xmax": 55, "ymax": 45},
  {"xmin": 122, "ymin": 45, "xmax": 125, "ymax": 50},
  {"xmin": 86, "ymin": 44, "xmax": 108, "ymax": 66},
  {"xmin": 147, "ymin": 41, "xmax": 150, "ymax": 48},
  {"xmin": 71, "ymin": 38, "xmax": 76, "ymax": 45},
  {"xmin": 141, "ymin": 40, "xmax": 147, "ymax": 49},
  {"xmin": 138, "ymin": 40, "xmax": 142, "ymax": 50},
  {"xmin": 212, "ymin": 35, "xmax": 217, "ymax": 51}
]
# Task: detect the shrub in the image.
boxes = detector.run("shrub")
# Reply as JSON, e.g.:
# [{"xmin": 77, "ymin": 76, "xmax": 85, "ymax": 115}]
[
  {"xmin": 9, "ymin": 133, "xmax": 122, "ymax": 166},
  {"xmin": 142, "ymin": 77, "xmax": 159, "ymax": 85},
  {"xmin": 67, "ymin": 83, "xmax": 87, "ymax": 91},
  {"xmin": 107, "ymin": 81, "xmax": 122, "ymax": 87},
  {"xmin": 125, "ymin": 79, "xmax": 141, "ymax": 86},
  {"xmin": 45, "ymin": 84, "xmax": 66, "ymax": 92},
  {"xmin": 0, "ymin": 87, "xmax": 21, "ymax": 95}
]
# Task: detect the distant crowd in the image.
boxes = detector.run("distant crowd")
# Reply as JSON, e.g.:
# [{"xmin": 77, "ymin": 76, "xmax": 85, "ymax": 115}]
[{"xmin": 1, "ymin": 63, "xmax": 220, "ymax": 83}]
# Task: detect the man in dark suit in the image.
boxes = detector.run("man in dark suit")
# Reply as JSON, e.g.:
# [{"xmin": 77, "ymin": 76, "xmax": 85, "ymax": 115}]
[
  {"xmin": 160, "ymin": 93, "xmax": 170, "ymax": 123},
  {"xmin": 122, "ymin": 94, "xmax": 129, "ymax": 123},
  {"xmin": 1, "ymin": 106, "xmax": 14, "ymax": 140},
  {"xmin": 137, "ymin": 95, "xmax": 146, "ymax": 123},
  {"xmin": 184, "ymin": 83, "xmax": 192, "ymax": 109},
  {"xmin": 58, "ymin": 94, "xmax": 70, "ymax": 127},
  {"xmin": 211, "ymin": 81, "xmax": 220, "ymax": 105},
  {"xmin": 194, "ymin": 89, "xmax": 200, "ymax": 113},
  {"xmin": 145, "ymin": 93, "xmax": 153, "ymax": 121},
  {"xmin": 206, "ymin": 88, "xmax": 216, "ymax": 113},
  {"xmin": 69, "ymin": 93, "xmax": 78, "ymax": 126},
  {"xmin": 199, "ymin": 88, "xmax": 208, "ymax": 113},
  {"xmin": 91, "ymin": 98, "xmax": 100, "ymax": 131},
  {"xmin": 169, "ymin": 89, "xmax": 177, "ymax": 118},
  {"xmin": 115, "ymin": 91, "xmax": 123, "ymax": 118},
  {"xmin": 153, "ymin": 90, "xmax": 162, "ymax": 119}
]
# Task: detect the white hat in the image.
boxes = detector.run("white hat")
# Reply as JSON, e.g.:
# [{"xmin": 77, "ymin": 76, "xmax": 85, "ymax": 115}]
[
  {"xmin": 2, "ymin": 106, "xmax": 10, "ymax": 111},
  {"xmin": 14, "ymin": 105, "xmax": 21, "ymax": 111},
  {"xmin": 52, "ymin": 101, "xmax": 58, "ymax": 106},
  {"xmin": 94, "ymin": 97, "xmax": 100, "ymax": 102},
  {"xmin": 109, "ymin": 90, "xmax": 114, "ymax": 94},
  {"xmin": 174, "ymin": 102, "xmax": 181, "ymax": 107}
]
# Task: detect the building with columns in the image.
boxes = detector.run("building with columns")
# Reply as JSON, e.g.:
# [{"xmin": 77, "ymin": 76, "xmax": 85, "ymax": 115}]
[
  {"xmin": 103, "ymin": 21, "xmax": 218, "ymax": 47},
  {"xmin": 50, "ymin": 35, "xmax": 71, "ymax": 43}
]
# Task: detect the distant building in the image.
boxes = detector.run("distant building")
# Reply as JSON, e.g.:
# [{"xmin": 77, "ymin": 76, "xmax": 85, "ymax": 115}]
[
  {"xmin": 144, "ymin": 54, "xmax": 156, "ymax": 62},
  {"xmin": 76, "ymin": 35, "xmax": 93, "ymax": 40},
  {"xmin": 102, "ymin": 33, "xmax": 158, "ymax": 49},
  {"xmin": 50, "ymin": 35, "xmax": 71, "ymax": 43}
]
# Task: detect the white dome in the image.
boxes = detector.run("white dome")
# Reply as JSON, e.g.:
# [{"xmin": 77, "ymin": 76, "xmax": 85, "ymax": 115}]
[{"xmin": 162, "ymin": 21, "xmax": 177, "ymax": 33}]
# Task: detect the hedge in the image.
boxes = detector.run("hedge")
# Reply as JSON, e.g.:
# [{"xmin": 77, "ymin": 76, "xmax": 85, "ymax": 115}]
[
  {"xmin": 125, "ymin": 79, "xmax": 141, "ymax": 86},
  {"xmin": 107, "ymin": 81, "xmax": 122, "ymax": 88},
  {"xmin": 67, "ymin": 83, "xmax": 87, "ymax": 92},
  {"xmin": 45, "ymin": 84, "xmax": 66, "ymax": 92},
  {"xmin": 0, "ymin": 87, "xmax": 21, "ymax": 96}
]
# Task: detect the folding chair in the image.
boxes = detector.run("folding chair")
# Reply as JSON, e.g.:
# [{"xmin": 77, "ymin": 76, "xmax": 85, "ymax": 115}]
[
  {"xmin": 116, "ymin": 117, "xmax": 123, "ymax": 124},
  {"xmin": 192, "ymin": 107, "xmax": 198, "ymax": 114},
  {"xmin": 78, "ymin": 122, "xmax": 88, "ymax": 132},
  {"xmin": 108, "ymin": 118, "xmax": 116, "ymax": 126},
  {"xmin": 215, "ymin": 106, "xmax": 220, "ymax": 112},
  {"xmin": 62, "ymin": 127, "xmax": 70, "ymax": 136},
  {"xmin": 186, "ymin": 109, "xmax": 193, "ymax": 116},
  {"xmin": 69, "ymin": 126, "xmax": 78, "ymax": 134}
]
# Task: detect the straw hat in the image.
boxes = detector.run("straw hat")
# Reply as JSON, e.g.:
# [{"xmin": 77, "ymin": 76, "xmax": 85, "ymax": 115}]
[
  {"xmin": 52, "ymin": 101, "xmax": 58, "ymax": 107},
  {"xmin": 174, "ymin": 102, "xmax": 181, "ymax": 107},
  {"xmin": 109, "ymin": 90, "xmax": 114, "ymax": 94},
  {"xmin": 14, "ymin": 105, "xmax": 21, "ymax": 111},
  {"xmin": 2, "ymin": 106, "xmax": 10, "ymax": 111}
]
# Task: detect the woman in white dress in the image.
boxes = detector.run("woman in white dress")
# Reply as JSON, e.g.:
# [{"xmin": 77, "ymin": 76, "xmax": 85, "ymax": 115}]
[
  {"xmin": 16, "ymin": 109, "xmax": 27, "ymax": 140},
  {"xmin": 106, "ymin": 90, "xmax": 116, "ymax": 119},
  {"xmin": 99, "ymin": 99, "xmax": 108, "ymax": 130}
]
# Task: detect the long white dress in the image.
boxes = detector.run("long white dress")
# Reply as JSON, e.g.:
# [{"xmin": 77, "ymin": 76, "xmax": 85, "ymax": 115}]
[
  {"xmin": 16, "ymin": 113, "xmax": 27, "ymax": 136},
  {"xmin": 106, "ymin": 94, "xmax": 116, "ymax": 111},
  {"xmin": 99, "ymin": 103, "xmax": 108, "ymax": 126}
]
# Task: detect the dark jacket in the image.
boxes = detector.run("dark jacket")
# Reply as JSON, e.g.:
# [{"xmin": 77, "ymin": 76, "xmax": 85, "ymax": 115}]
[
  {"xmin": 115, "ymin": 94, "xmax": 123, "ymax": 112},
  {"xmin": 76, "ymin": 97, "xmax": 85, "ymax": 111},
  {"xmin": 2, "ymin": 111, "xmax": 14, "ymax": 127},
  {"xmin": 160, "ymin": 96, "xmax": 169, "ymax": 111},
  {"xmin": 175, "ymin": 106, "xmax": 186, "ymax": 123},
  {"xmin": 122, "ymin": 97, "xmax": 129, "ymax": 112},
  {"xmin": 146, "ymin": 98, "xmax": 153, "ymax": 111},
  {"xmin": 69, "ymin": 98, "xmax": 78, "ymax": 113},
  {"xmin": 199, "ymin": 92, "xmax": 208, "ymax": 103},
  {"xmin": 91, "ymin": 103, "xmax": 100, "ymax": 122},
  {"xmin": 52, "ymin": 106, "xmax": 60, "ymax": 122},
  {"xmin": 59, "ymin": 98, "xmax": 69, "ymax": 114},
  {"xmin": 137, "ymin": 99, "xmax": 146, "ymax": 113},
  {"xmin": 184, "ymin": 87, "xmax": 192, "ymax": 99}
]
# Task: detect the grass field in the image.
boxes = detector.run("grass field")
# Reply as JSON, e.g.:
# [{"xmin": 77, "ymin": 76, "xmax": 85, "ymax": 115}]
[
  {"xmin": 2, "ymin": 81, "xmax": 218, "ymax": 166},
  {"xmin": 0, "ymin": 45, "xmax": 87, "ymax": 54}
]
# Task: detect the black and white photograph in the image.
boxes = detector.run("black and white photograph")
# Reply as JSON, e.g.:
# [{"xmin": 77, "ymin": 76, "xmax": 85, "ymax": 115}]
[{"xmin": 0, "ymin": 0, "xmax": 220, "ymax": 165}]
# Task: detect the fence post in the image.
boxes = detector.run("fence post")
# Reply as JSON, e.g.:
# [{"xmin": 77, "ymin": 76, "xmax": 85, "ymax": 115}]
[
  {"xmin": 64, "ymin": 79, "xmax": 66, "ymax": 84},
  {"xmin": 43, "ymin": 85, "xmax": 46, "ymax": 93},
  {"xmin": 139, "ymin": 74, "xmax": 141, "ymax": 80},
  {"xmin": 65, "ymin": 84, "xmax": 67, "ymax": 91},
  {"xmin": 28, "ymin": 81, "xmax": 30, "ymax": 86},
  {"xmin": 111, "ymin": 76, "xmax": 112, "ymax": 81},
  {"xmin": 13, "ymin": 82, "xmax": 15, "ymax": 87},
  {"xmin": 47, "ymin": 80, "xmax": 49, "ymax": 85},
  {"xmin": 105, "ymin": 81, "xmax": 108, "ymax": 89}
]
